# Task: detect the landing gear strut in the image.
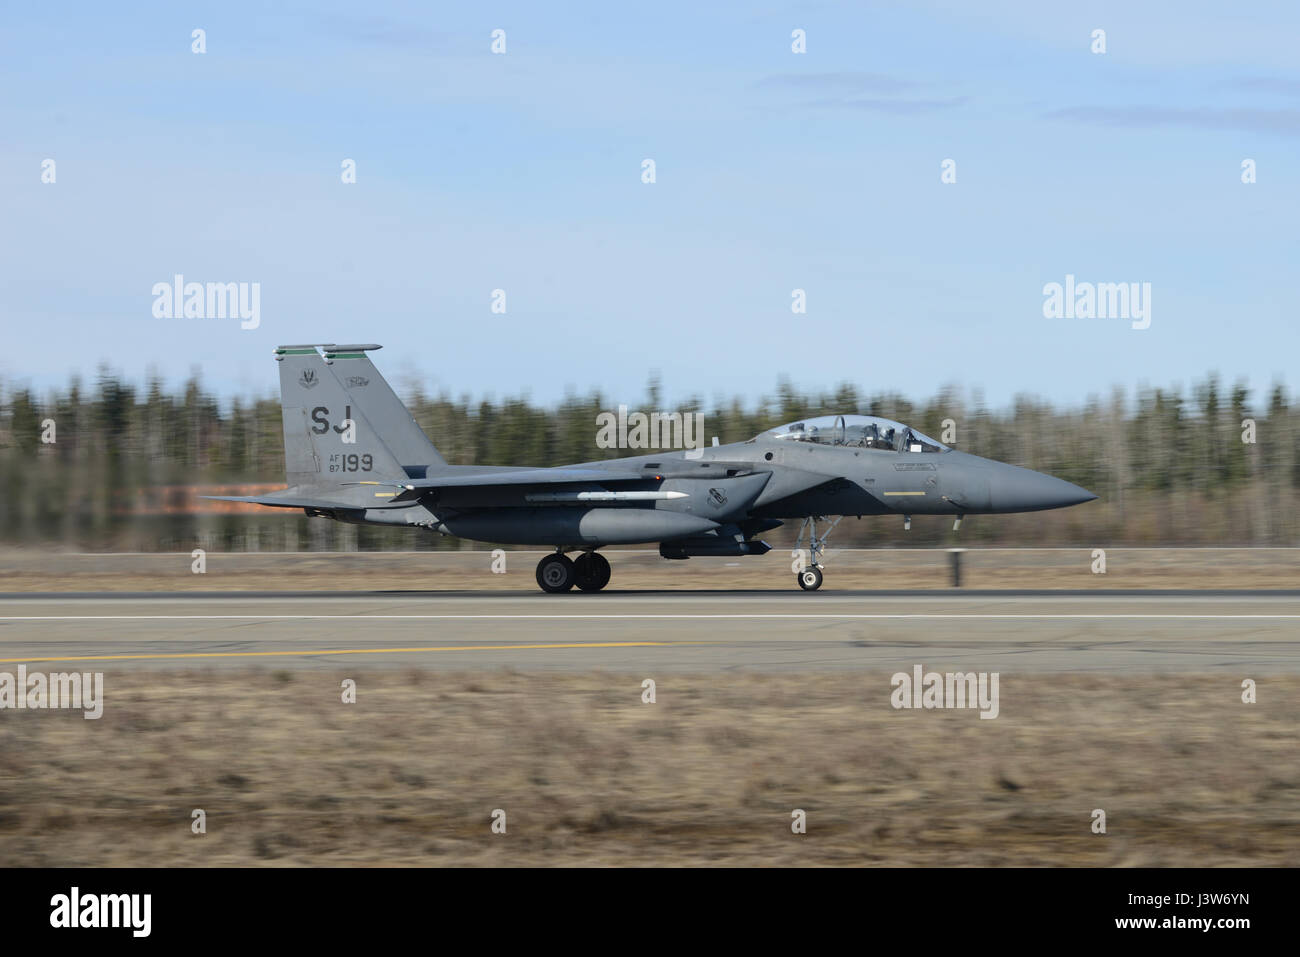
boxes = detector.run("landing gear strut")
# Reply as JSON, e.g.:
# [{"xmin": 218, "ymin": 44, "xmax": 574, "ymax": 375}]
[
  {"xmin": 793, "ymin": 515, "xmax": 841, "ymax": 591},
  {"xmin": 536, "ymin": 550, "xmax": 611, "ymax": 593}
]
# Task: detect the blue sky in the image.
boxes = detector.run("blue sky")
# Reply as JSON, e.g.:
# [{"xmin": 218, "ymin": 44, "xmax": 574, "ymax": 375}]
[{"xmin": 2, "ymin": 1, "xmax": 1297, "ymax": 410}]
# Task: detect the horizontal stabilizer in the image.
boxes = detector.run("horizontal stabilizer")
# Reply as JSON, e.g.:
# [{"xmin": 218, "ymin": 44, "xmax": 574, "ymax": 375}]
[
  {"xmin": 200, "ymin": 491, "xmax": 402, "ymax": 511},
  {"xmin": 200, "ymin": 493, "xmax": 342, "ymax": 510}
]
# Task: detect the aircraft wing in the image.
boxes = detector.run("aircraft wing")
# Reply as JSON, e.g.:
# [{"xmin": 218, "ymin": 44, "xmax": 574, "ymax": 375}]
[
  {"xmin": 388, "ymin": 467, "xmax": 652, "ymax": 502},
  {"xmin": 407, "ymin": 468, "xmax": 648, "ymax": 489},
  {"xmin": 203, "ymin": 468, "xmax": 690, "ymax": 510}
]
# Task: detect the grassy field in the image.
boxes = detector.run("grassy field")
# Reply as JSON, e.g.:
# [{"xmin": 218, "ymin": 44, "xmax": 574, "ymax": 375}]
[{"xmin": 1, "ymin": 670, "xmax": 1295, "ymax": 866}]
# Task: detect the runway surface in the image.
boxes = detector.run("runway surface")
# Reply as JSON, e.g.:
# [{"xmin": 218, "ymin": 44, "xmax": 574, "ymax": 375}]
[
  {"xmin": 1, "ymin": 591, "xmax": 1297, "ymax": 672},
  {"xmin": 4, "ymin": 588, "xmax": 1298, "ymax": 600}
]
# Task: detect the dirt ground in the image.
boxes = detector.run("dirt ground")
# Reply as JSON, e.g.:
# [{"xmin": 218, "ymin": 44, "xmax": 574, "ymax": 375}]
[
  {"xmin": 0, "ymin": 547, "xmax": 1296, "ymax": 591},
  {"xmin": 1, "ymin": 671, "xmax": 1294, "ymax": 866}
]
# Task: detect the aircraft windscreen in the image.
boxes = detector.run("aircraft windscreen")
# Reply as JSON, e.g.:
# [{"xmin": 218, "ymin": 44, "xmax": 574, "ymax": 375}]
[{"xmin": 760, "ymin": 414, "xmax": 949, "ymax": 452}]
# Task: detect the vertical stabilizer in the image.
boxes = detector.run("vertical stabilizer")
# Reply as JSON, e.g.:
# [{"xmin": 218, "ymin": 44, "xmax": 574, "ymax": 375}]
[
  {"xmin": 273, "ymin": 345, "xmax": 406, "ymax": 486},
  {"xmin": 320, "ymin": 344, "xmax": 448, "ymax": 474}
]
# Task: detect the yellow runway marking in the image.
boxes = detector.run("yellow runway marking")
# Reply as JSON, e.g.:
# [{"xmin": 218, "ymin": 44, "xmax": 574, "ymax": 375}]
[{"xmin": 0, "ymin": 640, "xmax": 691, "ymax": 666}]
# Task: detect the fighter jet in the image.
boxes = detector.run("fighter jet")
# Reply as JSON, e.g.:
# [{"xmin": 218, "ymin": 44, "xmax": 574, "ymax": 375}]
[{"xmin": 206, "ymin": 344, "xmax": 1097, "ymax": 592}]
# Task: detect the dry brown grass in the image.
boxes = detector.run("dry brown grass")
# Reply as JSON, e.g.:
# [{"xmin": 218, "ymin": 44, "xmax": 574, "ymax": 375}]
[
  {"xmin": 1, "ymin": 670, "xmax": 1296, "ymax": 866},
  {"xmin": 1, "ymin": 547, "xmax": 1297, "ymax": 592}
]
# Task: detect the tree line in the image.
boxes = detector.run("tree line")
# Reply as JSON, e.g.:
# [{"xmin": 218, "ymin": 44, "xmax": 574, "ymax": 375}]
[{"xmin": 0, "ymin": 369, "xmax": 1295, "ymax": 550}]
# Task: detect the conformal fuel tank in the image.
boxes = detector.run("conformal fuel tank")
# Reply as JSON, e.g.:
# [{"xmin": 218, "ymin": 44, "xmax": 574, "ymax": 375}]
[{"xmin": 433, "ymin": 507, "xmax": 721, "ymax": 545}]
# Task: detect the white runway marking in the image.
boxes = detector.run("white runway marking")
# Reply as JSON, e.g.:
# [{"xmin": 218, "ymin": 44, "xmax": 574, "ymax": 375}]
[{"xmin": 1, "ymin": 614, "xmax": 1298, "ymax": 622}]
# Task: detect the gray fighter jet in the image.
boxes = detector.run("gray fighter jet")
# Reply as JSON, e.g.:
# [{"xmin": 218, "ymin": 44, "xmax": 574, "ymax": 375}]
[{"xmin": 207, "ymin": 344, "xmax": 1096, "ymax": 592}]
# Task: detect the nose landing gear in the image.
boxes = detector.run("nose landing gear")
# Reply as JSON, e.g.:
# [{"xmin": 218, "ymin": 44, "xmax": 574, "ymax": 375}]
[
  {"xmin": 793, "ymin": 515, "xmax": 841, "ymax": 591},
  {"xmin": 798, "ymin": 566, "xmax": 824, "ymax": 591}
]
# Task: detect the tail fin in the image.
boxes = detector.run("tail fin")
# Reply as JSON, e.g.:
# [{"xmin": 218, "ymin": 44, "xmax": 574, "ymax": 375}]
[
  {"xmin": 274, "ymin": 345, "xmax": 406, "ymax": 486},
  {"xmin": 319, "ymin": 344, "xmax": 448, "ymax": 475}
]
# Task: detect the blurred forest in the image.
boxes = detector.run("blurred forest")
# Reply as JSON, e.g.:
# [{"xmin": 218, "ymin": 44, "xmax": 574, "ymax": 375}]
[{"xmin": 0, "ymin": 370, "xmax": 1295, "ymax": 551}]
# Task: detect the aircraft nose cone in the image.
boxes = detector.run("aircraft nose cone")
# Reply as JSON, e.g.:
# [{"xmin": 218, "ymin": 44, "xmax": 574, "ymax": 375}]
[{"xmin": 989, "ymin": 466, "xmax": 1097, "ymax": 512}]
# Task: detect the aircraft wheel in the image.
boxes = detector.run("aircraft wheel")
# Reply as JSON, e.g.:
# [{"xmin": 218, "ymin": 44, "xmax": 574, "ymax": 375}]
[
  {"xmin": 797, "ymin": 566, "xmax": 824, "ymax": 591},
  {"xmin": 574, "ymin": 552, "xmax": 612, "ymax": 592},
  {"xmin": 536, "ymin": 553, "xmax": 576, "ymax": 593}
]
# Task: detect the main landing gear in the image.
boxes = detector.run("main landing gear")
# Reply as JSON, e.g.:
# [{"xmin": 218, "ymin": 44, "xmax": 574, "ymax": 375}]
[
  {"xmin": 536, "ymin": 550, "xmax": 611, "ymax": 593},
  {"xmin": 793, "ymin": 515, "xmax": 841, "ymax": 591}
]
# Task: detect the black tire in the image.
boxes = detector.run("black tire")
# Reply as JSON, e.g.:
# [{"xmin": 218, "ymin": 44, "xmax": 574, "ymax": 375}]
[
  {"xmin": 574, "ymin": 552, "xmax": 612, "ymax": 592},
  {"xmin": 797, "ymin": 566, "xmax": 823, "ymax": 591},
  {"xmin": 536, "ymin": 554, "xmax": 576, "ymax": 593}
]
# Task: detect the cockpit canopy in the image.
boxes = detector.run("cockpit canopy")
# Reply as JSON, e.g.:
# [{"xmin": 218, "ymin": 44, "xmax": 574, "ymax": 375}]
[{"xmin": 759, "ymin": 414, "xmax": 949, "ymax": 453}]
